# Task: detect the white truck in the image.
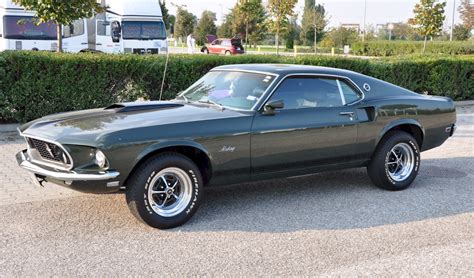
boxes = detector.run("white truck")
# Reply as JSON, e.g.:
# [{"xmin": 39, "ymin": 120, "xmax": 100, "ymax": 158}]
[
  {"xmin": 0, "ymin": 0, "xmax": 167, "ymax": 54},
  {"xmin": 87, "ymin": 0, "xmax": 168, "ymax": 54},
  {"xmin": 0, "ymin": 0, "xmax": 58, "ymax": 51}
]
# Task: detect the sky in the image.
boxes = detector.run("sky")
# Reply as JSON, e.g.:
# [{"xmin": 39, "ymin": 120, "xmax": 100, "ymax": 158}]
[{"xmin": 167, "ymin": 0, "xmax": 462, "ymax": 29}]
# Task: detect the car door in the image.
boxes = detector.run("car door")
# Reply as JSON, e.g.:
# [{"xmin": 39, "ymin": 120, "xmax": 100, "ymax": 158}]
[
  {"xmin": 250, "ymin": 75, "xmax": 362, "ymax": 177},
  {"xmin": 62, "ymin": 19, "xmax": 88, "ymax": 53},
  {"xmin": 209, "ymin": 39, "xmax": 221, "ymax": 54},
  {"xmin": 95, "ymin": 20, "xmax": 114, "ymax": 53}
]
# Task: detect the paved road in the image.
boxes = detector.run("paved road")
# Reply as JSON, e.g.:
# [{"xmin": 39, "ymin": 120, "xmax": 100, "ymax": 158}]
[{"xmin": 0, "ymin": 106, "xmax": 473, "ymax": 276}]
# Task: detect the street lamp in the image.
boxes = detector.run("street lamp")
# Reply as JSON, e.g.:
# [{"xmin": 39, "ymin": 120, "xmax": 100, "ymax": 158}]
[
  {"xmin": 362, "ymin": 0, "xmax": 367, "ymax": 42},
  {"xmin": 387, "ymin": 23, "xmax": 394, "ymax": 41},
  {"xmin": 450, "ymin": 0, "xmax": 456, "ymax": 41}
]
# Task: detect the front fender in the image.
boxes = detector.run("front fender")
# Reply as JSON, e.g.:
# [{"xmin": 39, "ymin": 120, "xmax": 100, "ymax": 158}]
[
  {"xmin": 135, "ymin": 140, "xmax": 212, "ymax": 165},
  {"xmin": 376, "ymin": 118, "xmax": 425, "ymax": 147}
]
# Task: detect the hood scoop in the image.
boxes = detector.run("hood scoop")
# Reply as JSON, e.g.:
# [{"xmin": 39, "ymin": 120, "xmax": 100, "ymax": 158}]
[{"xmin": 105, "ymin": 101, "xmax": 183, "ymax": 113}]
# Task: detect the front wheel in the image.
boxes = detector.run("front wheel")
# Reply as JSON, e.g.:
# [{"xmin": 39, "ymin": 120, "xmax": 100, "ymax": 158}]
[
  {"xmin": 126, "ymin": 153, "xmax": 203, "ymax": 229},
  {"xmin": 203, "ymin": 48, "xmax": 209, "ymax": 54},
  {"xmin": 367, "ymin": 131, "xmax": 420, "ymax": 191}
]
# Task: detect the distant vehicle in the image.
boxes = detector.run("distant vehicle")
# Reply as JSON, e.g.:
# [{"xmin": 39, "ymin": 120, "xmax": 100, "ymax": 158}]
[
  {"xmin": 0, "ymin": 0, "xmax": 167, "ymax": 54},
  {"xmin": 0, "ymin": 0, "xmax": 58, "ymax": 51},
  {"xmin": 201, "ymin": 35, "xmax": 244, "ymax": 55},
  {"xmin": 16, "ymin": 64, "xmax": 456, "ymax": 229},
  {"xmin": 84, "ymin": 0, "xmax": 167, "ymax": 54}
]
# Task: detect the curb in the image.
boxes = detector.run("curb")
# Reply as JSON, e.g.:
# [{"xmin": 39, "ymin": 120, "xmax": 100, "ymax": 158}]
[
  {"xmin": 455, "ymin": 100, "xmax": 474, "ymax": 107},
  {"xmin": 0, "ymin": 124, "xmax": 19, "ymax": 133}
]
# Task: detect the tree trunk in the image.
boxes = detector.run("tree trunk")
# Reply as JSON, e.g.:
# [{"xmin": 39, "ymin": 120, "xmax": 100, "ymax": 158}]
[
  {"xmin": 56, "ymin": 24, "xmax": 62, "ymax": 53},
  {"xmin": 314, "ymin": 26, "xmax": 317, "ymax": 54},
  {"xmin": 276, "ymin": 27, "xmax": 280, "ymax": 55},
  {"xmin": 422, "ymin": 35, "xmax": 427, "ymax": 54},
  {"xmin": 245, "ymin": 22, "xmax": 249, "ymax": 49}
]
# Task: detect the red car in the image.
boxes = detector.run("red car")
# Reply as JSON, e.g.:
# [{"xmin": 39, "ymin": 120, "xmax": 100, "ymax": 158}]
[{"xmin": 201, "ymin": 35, "xmax": 245, "ymax": 55}]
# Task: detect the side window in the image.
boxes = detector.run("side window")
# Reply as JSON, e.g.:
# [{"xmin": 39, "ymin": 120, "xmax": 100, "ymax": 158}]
[
  {"xmin": 222, "ymin": 40, "xmax": 231, "ymax": 46},
  {"xmin": 212, "ymin": 40, "xmax": 221, "ymax": 45},
  {"xmin": 63, "ymin": 19, "xmax": 84, "ymax": 38},
  {"xmin": 338, "ymin": 79, "xmax": 362, "ymax": 104},
  {"xmin": 269, "ymin": 77, "xmax": 343, "ymax": 109},
  {"xmin": 97, "ymin": 21, "xmax": 109, "ymax": 36}
]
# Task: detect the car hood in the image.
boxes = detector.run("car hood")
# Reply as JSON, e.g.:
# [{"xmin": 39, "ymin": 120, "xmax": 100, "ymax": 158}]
[{"xmin": 19, "ymin": 101, "xmax": 250, "ymax": 146}]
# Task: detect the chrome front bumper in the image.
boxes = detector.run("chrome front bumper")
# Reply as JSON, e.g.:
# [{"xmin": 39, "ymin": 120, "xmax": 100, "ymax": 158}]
[{"xmin": 16, "ymin": 150, "xmax": 120, "ymax": 182}]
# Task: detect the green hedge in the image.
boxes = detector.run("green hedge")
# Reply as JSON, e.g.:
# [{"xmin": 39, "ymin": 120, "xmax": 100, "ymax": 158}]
[
  {"xmin": 352, "ymin": 41, "xmax": 474, "ymax": 56},
  {"xmin": 0, "ymin": 51, "xmax": 473, "ymax": 122}
]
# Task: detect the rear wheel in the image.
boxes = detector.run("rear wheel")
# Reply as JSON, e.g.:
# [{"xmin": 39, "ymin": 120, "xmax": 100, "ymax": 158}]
[
  {"xmin": 225, "ymin": 50, "xmax": 231, "ymax": 55},
  {"xmin": 126, "ymin": 153, "xmax": 203, "ymax": 229},
  {"xmin": 367, "ymin": 131, "xmax": 420, "ymax": 191}
]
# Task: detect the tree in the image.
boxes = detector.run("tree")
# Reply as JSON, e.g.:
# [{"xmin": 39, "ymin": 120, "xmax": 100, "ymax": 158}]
[
  {"xmin": 12, "ymin": 0, "xmax": 104, "ymax": 52},
  {"xmin": 325, "ymin": 26, "xmax": 359, "ymax": 48},
  {"xmin": 159, "ymin": 0, "xmax": 171, "ymax": 34},
  {"xmin": 300, "ymin": 0, "xmax": 328, "ymax": 50},
  {"xmin": 217, "ymin": 13, "xmax": 235, "ymax": 38},
  {"xmin": 284, "ymin": 15, "xmax": 300, "ymax": 49},
  {"xmin": 194, "ymin": 11, "xmax": 217, "ymax": 46},
  {"xmin": 235, "ymin": 0, "xmax": 266, "ymax": 47},
  {"xmin": 391, "ymin": 22, "xmax": 417, "ymax": 40},
  {"xmin": 174, "ymin": 7, "xmax": 197, "ymax": 41},
  {"xmin": 409, "ymin": 0, "xmax": 446, "ymax": 53},
  {"xmin": 267, "ymin": 0, "xmax": 298, "ymax": 55},
  {"xmin": 453, "ymin": 24, "xmax": 471, "ymax": 40},
  {"xmin": 168, "ymin": 15, "xmax": 176, "ymax": 36},
  {"xmin": 458, "ymin": 0, "xmax": 474, "ymax": 29}
]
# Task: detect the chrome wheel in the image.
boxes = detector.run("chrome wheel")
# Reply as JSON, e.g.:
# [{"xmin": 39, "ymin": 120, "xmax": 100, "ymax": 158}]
[
  {"xmin": 385, "ymin": 142, "xmax": 415, "ymax": 182},
  {"xmin": 147, "ymin": 167, "xmax": 193, "ymax": 217}
]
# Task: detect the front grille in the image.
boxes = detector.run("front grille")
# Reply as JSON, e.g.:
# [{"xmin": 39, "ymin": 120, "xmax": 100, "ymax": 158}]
[
  {"xmin": 132, "ymin": 48, "xmax": 159, "ymax": 54},
  {"xmin": 27, "ymin": 138, "xmax": 70, "ymax": 165}
]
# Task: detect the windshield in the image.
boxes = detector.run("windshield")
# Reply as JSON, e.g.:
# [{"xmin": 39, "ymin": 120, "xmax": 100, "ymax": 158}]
[
  {"xmin": 179, "ymin": 71, "xmax": 276, "ymax": 110},
  {"xmin": 3, "ymin": 16, "xmax": 57, "ymax": 40},
  {"xmin": 122, "ymin": 21, "xmax": 166, "ymax": 40}
]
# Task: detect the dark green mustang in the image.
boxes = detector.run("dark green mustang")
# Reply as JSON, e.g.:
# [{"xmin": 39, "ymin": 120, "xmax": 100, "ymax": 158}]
[{"xmin": 16, "ymin": 64, "xmax": 456, "ymax": 228}]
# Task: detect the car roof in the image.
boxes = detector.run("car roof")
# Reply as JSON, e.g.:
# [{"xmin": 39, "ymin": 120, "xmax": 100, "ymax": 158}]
[{"xmin": 212, "ymin": 64, "xmax": 362, "ymax": 78}]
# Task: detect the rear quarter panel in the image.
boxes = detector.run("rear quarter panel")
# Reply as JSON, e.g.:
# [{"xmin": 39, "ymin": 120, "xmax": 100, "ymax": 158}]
[{"xmin": 350, "ymin": 74, "xmax": 456, "ymax": 159}]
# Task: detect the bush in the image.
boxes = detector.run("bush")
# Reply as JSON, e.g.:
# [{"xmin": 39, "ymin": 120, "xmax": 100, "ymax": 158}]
[
  {"xmin": 0, "ymin": 51, "xmax": 472, "ymax": 122},
  {"xmin": 352, "ymin": 41, "xmax": 474, "ymax": 56}
]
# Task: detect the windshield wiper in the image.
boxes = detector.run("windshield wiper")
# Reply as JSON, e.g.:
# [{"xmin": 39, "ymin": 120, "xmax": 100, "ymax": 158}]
[
  {"xmin": 176, "ymin": 94, "xmax": 188, "ymax": 103},
  {"xmin": 197, "ymin": 99, "xmax": 225, "ymax": 110}
]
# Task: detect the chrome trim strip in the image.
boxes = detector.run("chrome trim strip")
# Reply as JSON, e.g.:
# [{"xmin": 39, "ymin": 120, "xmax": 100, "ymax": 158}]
[
  {"xmin": 336, "ymin": 79, "xmax": 346, "ymax": 105},
  {"xmin": 257, "ymin": 73, "xmax": 366, "ymax": 111},
  {"xmin": 17, "ymin": 150, "xmax": 119, "ymax": 181},
  {"xmin": 18, "ymin": 128, "xmax": 74, "ymax": 171}
]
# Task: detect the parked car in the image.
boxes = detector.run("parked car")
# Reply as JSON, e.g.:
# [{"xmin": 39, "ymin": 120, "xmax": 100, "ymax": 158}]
[
  {"xmin": 201, "ymin": 35, "xmax": 244, "ymax": 55},
  {"xmin": 16, "ymin": 64, "xmax": 456, "ymax": 229}
]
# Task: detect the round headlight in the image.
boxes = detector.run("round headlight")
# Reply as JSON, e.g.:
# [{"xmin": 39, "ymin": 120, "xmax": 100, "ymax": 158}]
[{"xmin": 95, "ymin": 150, "xmax": 107, "ymax": 168}]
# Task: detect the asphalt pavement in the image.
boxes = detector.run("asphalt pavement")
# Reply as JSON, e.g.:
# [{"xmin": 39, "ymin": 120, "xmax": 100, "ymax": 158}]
[{"xmin": 0, "ymin": 106, "xmax": 472, "ymax": 276}]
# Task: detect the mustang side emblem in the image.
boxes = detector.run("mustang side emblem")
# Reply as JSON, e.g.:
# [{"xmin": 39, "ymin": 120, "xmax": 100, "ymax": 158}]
[{"xmin": 219, "ymin": 146, "xmax": 236, "ymax": 153}]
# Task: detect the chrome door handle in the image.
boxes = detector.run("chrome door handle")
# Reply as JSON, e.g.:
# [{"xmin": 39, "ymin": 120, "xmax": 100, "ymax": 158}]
[{"xmin": 339, "ymin": 111, "xmax": 355, "ymax": 117}]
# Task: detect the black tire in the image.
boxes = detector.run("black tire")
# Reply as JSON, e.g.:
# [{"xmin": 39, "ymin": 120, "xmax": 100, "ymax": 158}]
[
  {"xmin": 126, "ymin": 152, "xmax": 203, "ymax": 229},
  {"xmin": 225, "ymin": 50, "xmax": 231, "ymax": 55},
  {"xmin": 367, "ymin": 131, "xmax": 420, "ymax": 191},
  {"xmin": 203, "ymin": 48, "xmax": 209, "ymax": 54}
]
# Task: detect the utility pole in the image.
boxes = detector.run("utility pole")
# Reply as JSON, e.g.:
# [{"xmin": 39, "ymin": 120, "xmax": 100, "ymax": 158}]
[
  {"xmin": 362, "ymin": 0, "xmax": 367, "ymax": 42},
  {"xmin": 450, "ymin": 0, "xmax": 456, "ymax": 41}
]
